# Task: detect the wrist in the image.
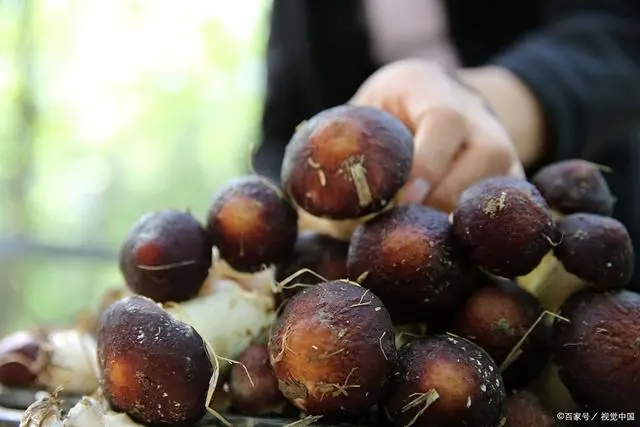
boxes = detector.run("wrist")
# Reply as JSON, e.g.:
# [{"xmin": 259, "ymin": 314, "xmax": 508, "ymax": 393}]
[{"xmin": 457, "ymin": 66, "xmax": 546, "ymax": 167}]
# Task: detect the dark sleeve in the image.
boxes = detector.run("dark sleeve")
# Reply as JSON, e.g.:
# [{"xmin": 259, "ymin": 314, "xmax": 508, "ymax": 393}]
[
  {"xmin": 490, "ymin": 1, "xmax": 640, "ymax": 164},
  {"xmin": 250, "ymin": 1, "xmax": 310, "ymax": 183}
]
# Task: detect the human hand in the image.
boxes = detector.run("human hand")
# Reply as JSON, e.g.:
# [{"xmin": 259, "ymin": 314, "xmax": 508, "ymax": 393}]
[{"xmin": 349, "ymin": 59, "xmax": 525, "ymax": 212}]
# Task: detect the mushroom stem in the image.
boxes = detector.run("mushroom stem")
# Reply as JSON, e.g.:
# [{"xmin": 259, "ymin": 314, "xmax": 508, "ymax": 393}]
[
  {"xmin": 37, "ymin": 329, "xmax": 100, "ymax": 395},
  {"xmin": 21, "ymin": 390, "xmax": 145, "ymax": 427},
  {"xmin": 296, "ymin": 200, "xmax": 397, "ymax": 242},
  {"xmin": 521, "ymin": 159, "xmax": 622, "ymax": 312},
  {"xmin": 513, "ymin": 210, "xmax": 583, "ymax": 412},
  {"xmin": 516, "ymin": 210, "xmax": 585, "ymax": 312},
  {"xmin": 297, "ymin": 208, "xmax": 361, "ymax": 242},
  {"xmin": 517, "ymin": 251, "xmax": 585, "ymax": 312},
  {"xmin": 526, "ymin": 360, "xmax": 579, "ymax": 412},
  {"xmin": 164, "ymin": 279, "xmax": 276, "ymax": 375},
  {"xmin": 202, "ymin": 247, "xmax": 276, "ymax": 298},
  {"xmin": 518, "ymin": 212, "xmax": 635, "ymax": 413}
]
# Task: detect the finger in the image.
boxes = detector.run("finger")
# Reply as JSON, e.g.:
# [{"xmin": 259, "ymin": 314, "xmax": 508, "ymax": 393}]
[
  {"xmin": 349, "ymin": 85, "xmax": 377, "ymax": 107},
  {"xmin": 424, "ymin": 144, "xmax": 515, "ymax": 212},
  {"xmin": 396, "ymin": 177, "xmax": 431, "ymax": 205},
  {"xmin": 411, "ymin": 107, "xmax": 468, "ymax": 183},
  {"xmin": 350, "ymin": 91, "xmax": 414, "ymax": 133},
  {"xmin": 468, "ymin": 111, "xmax": 526, "ymax": 182},
  {"xmin": 396, "ymin": 107, "xmax": 468, "ymax": 204},
  {"xmin": 349, "ymin": 73, "xmax": 396, "ymax": 111},
  {"xmin": 508, "ymin": 161, "xmax": 526, "ymax": 179}
]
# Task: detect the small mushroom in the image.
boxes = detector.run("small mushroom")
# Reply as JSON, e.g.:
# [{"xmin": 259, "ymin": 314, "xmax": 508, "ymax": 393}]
[
  {"xmin": 281, "ymin": 105, "xmax": 414, "ymax": 240},
  {"xmin": 450, "ymin": 278, "xmax": 550, "ymax": 389},
  {"xmin": 229, "ymin": 344, "xmax": 289, "ymax": 416},
  {"xmin": 381, "ymin": 334, "xmax": 506, "ymax": 427},
  {"xmin": 0, "ymin": 330, "xmax": 45, "ymax": 388},
  {"xmin": 531, "ymin": 159, "xmax": 615, "ymax": 216},
  {"xmin": 119, "ymin": 209, "xmax": 212, "ymax": 302},
  {"xmin": 451, "ymin": 176, "xmax": 555, "ymax": 278},
  {"xmin": 268, "ymin": 280, "xmax": 396, "ymax": 421},
  {"xmin": 206, "ymin": 175, "xmax": 298, "ymax": 273},
  {"xmin": 97, "ymin": 295, "xmax": 214, "ymax": 426},
  {"xmin": 554, "ymin": 213, "xmax": 634, "ymax": 289},
  {"xmin": 348, "ymin": 204, "xmax": 476, "ymax": 323},
  {"xmin": 0, "ymin": 328, "xmax": 99, "ymax": 395},
  {"xmin": 552, "ymin": 288, "xmax": 640, "ymax": 412},
  {"xmin": 523, "ymin": 213, "xmax": 634, "ymax": 312},
  {"xmin": 520, "ymin": 159, "xmax": 623, "ymax": 311}
]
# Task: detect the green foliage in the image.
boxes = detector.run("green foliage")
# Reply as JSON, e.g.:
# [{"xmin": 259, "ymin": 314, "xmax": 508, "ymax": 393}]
[{"xmin": 0, "ymin": 0, "xmax": 270, "ymax": 334}]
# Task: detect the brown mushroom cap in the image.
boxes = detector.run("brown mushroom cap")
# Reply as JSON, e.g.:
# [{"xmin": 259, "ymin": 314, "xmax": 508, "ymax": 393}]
[
  {"xmin": 554, "ymin": 213, "xmax": 634, "ymax": 289},
  {"xmin": 553, "ymin": 289, "xmax": 640, "ymax": 412},
  {"xmin": 452, "ymin": 176, "xmax": 555, "ymax": 278},
  {"xmin": 97, "ymin": 295, "xmax": 213, "ymax": 425},
  {"xmin": 450, "ymin": 278, "xmax": 550, "ymax": 389},
  {"xmin": 281, "ymin": 105, "xmax": 414, "ymax": 219},
  {"xmin": 348, "ymin": 204, "xmax": 476, "ymax": 323},
  {"xmin": 119, "ymin": 210, "xmax": 212, "ymax": 302},
  {"xmin": 229, "ymin": 344, "xmax": 288, "ymax": 416},
  {"xmin": 382, "ymin": 334, "xmax": 506, "ymax": 427},
  {"xmin": 268, "ymin": 280, "xmax": 396, "ymax": 420},
  {"xmin": 532, "ymin": 159, "xmax": 615, "ymax": 216},
  {"xmin": 206, "ymin": 175, "xmax": 298, "ymax": 273},
  {"xmin": 0, "ymin": 330, "xmax": 46, "ymax": 388}
]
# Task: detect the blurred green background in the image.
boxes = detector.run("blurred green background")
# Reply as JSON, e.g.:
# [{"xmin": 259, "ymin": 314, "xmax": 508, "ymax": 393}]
[{"xmin": 0, "ymin": 0, "xmax": 269, "ymax": 334}]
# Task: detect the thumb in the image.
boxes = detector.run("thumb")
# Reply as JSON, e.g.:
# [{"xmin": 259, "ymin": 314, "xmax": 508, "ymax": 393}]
[{"xmin": 396, "ymin": 107, "xmax": 468, "ymax": 204}]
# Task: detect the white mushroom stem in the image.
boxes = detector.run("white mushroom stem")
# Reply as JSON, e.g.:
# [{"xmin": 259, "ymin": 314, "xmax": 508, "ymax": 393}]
[
  {"xmin": 37, "ymin": 329, "xmax": 99, "ymax": 395},
  {"xmin": 297, "ymin": 208, "xmax": 362, "ymax": 242},
  {"xmin": 517, "ymin": 252, "xmax": 585, "ymax": 313},
  {"xmin": 21, "ymin": 391, "xmax": 143, "ymax": 427},
  {"xmin": 296, "ymin": 198, "xmax": 398, "ymax": 243},
  {"xmin": 501, "ymin": 275, "xmax": 580, "ymax": 412},
  {"xmin": 513, "ymin": 211, "xmax": 582, "ymax": 413},
  {"xmin": 516, "ymin": 210, "xmax": 586, "ymax": 312},
  {"xmin": 526, "ymin": 360, "xmax": 579, "ymax": 412},
  {"xmin": 199, "ymin": 247, "xmax": 276, "ymax": 298},
  {"xmin": 514, "ymin": 265, "xmax": 581, "ymax": 413},
  {"xmin": 164, "ymin": 279, "xmax": 276, "ymax": 375}
]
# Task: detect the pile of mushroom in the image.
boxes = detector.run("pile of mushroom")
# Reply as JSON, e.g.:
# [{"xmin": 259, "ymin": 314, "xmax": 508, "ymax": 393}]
[{"xmin": 4, "ymin": 105, "xmax": 636, "ymax": 427}]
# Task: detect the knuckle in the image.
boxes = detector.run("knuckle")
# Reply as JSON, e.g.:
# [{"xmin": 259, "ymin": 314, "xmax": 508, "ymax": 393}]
[
  {"xmin": 434, "ymin": 105, "xmax": 465, "ymax": 122},
  {"xmin": 484, "ymin": 144, "xmax": 513, "ymax": 173},
  {"xmin": 422, "ymin": 106, "xmax": 466, "ymax": 129},
  {"xmin": 425, "ymin": 190, "xmax": 455, "ymax": 214}
]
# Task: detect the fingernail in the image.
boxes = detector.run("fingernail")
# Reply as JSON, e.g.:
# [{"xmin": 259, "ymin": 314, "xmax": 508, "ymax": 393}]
[{"xmin": 397, "ymin": 178, "xmax": 430, "ymax": 205}]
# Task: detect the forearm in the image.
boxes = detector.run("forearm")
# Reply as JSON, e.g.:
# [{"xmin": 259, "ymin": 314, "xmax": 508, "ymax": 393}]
[
  {"xmin": 458, "ymin": 66, "xmax": 546, "ymax": 168},
  {"xmin": 460, "ymin": 3, "xmax": 640, "ymax": 170},
  {"xmin": 491, "ymin": 6, "xmax": 640, "ymax": 166}
]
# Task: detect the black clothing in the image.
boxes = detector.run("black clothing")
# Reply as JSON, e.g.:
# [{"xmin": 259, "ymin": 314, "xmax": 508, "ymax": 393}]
[{"xmin": 252, "ymin": 0, "xmax": 640, "ymax": 288}]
